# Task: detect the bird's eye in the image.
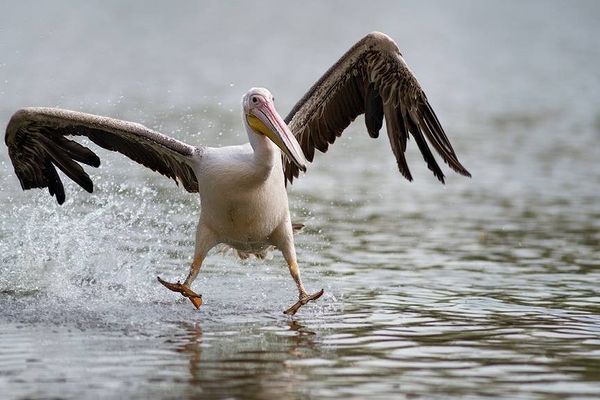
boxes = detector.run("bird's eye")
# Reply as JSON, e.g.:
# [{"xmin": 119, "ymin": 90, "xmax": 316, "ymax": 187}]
[{"xmin": 251, "ymin": 96, "xmax": 258, "ymax": 104}]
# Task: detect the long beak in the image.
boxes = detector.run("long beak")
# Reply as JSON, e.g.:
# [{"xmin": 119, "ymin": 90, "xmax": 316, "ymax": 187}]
[{"xmin": 249, "ymin": 101, "xmax": 307, "ymax": 172}]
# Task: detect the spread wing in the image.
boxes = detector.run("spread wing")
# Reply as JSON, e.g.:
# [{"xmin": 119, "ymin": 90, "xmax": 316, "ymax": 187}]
[
  {"xmin": 5, "ymin": 107, "xmax": 203, "ymax": 204},
  {"xmin": 283, "ymin": 31, "xmax": 471, "ymax": 184}
]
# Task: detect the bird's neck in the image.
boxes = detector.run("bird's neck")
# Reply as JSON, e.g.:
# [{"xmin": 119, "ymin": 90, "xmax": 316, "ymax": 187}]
[{"xmin": 246, "ymin": 122, "xmax": 278, "ymax": 175}]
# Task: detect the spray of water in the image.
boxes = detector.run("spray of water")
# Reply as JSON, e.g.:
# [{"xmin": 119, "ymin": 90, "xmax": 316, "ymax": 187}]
[{"xmin": 0, "ymin": 177, "xmax": 337, "ymax": 328}]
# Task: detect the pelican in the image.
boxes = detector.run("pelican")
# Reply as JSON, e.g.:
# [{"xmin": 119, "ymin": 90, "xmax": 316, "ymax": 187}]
[{"xmin": 4, "ymin": 32, "xmax": 470, "ymax": 315}]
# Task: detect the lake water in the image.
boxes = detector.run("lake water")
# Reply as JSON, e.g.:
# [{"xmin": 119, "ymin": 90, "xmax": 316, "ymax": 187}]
[{"xmin": 1, "ymin": 1, "xmax": 600, "ymax": 399}]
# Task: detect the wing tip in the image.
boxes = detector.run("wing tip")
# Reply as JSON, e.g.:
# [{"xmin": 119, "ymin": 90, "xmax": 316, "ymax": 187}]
[
  {"xmin": 84, "ymin": 181, "xmax": 94, "ymax": 194},
  {"xmin": 446, "ymin": 157, "xmax": 471, "ymax": 179},
  {"xmin": 90, "ymin": 156, "xmax": 101, "ymax": 168},
  {"xmin": 397, "ymin": 163, "xmax": 413, "ymax": 182},
  {"xmin": 456, "ymin": 167, "xmax": 472, "ymax": 178},
  {"xmin": 435, "ymin": 171, "xmax": 446, "ymax": 184}
]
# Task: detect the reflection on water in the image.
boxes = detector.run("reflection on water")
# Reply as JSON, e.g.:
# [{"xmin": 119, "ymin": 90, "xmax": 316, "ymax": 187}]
[{"xmin": 2, "ymin": 0, "xmax": 600, "ymax": 399}]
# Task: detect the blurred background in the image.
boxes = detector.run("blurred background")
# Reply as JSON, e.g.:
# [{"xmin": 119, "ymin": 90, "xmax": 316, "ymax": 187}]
[{"xmin": 1, "ymin": 1, "xmax": 599, "ymax": 399}]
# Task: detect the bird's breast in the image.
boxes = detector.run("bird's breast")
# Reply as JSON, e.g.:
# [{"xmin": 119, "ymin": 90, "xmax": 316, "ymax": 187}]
[
  {"xmin": 197, "ymin": 151, "xmax": 289, "ymax": 246},
  {"xmin": 203, "ymin": 186, "xmax": 287, "ymax": 245}
]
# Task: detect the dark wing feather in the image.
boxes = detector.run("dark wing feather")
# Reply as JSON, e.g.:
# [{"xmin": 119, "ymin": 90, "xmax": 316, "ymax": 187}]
[
  {"xmin": 283, "ymin": 32, "xmax": 471, "ymax": 184},
  {"xmin": 5, "ymin": 107, "xmax": 203, "ymax": 204}
]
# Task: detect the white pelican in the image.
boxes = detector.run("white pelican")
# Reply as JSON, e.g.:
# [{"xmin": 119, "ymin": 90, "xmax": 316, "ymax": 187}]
[{"xmin": 4, "ymin": 32, "xmax": 470, "ymax": 315}]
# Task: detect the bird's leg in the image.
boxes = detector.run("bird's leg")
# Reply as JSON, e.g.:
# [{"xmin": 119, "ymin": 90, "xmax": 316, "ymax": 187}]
[
  {"xmin": 157, "ymin": 222, "xmax": 216, "ymax": 309},
  {"xmin": 270, "ymin": 223, "xmax": 324, "ymax": 316},
  {"xmin": 282, "ymin": 256, "xmax": 324, "ymax": 316}
]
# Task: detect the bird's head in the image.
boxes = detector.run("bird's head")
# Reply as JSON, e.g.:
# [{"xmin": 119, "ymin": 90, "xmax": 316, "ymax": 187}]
[{"xmin": 243, "ymin": 87, "xmax": 307, "ymax": 172}]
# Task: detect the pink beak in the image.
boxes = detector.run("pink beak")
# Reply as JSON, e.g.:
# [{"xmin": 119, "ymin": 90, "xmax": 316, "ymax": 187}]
[{"xmin": 253, "ymin": 100, "xmax": 307, "ymax": 172}]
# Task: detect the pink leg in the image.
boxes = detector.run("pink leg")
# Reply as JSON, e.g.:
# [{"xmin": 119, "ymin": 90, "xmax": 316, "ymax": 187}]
[
  {"xmin": 275, "ymin": 223, "xmax": 324, "ymax": 315},
  {"xmin": 158, "ymin": 222, "xmax": 218, "ymax": 309}
]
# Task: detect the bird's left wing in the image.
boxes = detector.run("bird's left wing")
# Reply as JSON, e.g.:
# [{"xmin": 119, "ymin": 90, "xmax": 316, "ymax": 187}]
[
  {"xmin": 283, "ymin": 32, "xmax": 470, "ymax": 184},
  {"xmin": 5, "ymin": 107, "xmax": 203, "ymax": 204}
]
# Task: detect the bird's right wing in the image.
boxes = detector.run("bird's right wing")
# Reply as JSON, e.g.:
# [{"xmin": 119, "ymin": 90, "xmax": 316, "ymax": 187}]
[
  {"xmin": 283, "ymin": 32, "xmax": 470, "ymax": 184},
  {"xmin": 5, "ymin": 107, "xmax": 203, "ymax": 204}
]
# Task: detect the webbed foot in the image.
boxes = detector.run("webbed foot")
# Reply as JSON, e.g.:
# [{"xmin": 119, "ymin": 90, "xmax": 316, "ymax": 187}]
[
  {"xmin": 283, "ymin": 289, "xmax": 324, "ymax": 316},
  {"xmin": 157, "ymin": 276, "xmax": 203, "ymax": 309}
]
